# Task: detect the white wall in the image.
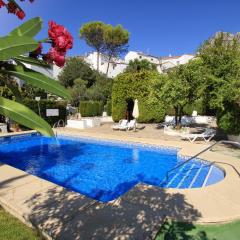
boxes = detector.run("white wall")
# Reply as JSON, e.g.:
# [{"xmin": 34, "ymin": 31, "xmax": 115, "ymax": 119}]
[{"xmin": 35, "ymin": 52, "xmax": 195, "ymax": 80}]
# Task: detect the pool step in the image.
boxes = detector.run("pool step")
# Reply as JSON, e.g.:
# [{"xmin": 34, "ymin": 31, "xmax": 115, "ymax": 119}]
[
  {"xmin": 202, "ymin": 164, "xmax": 214, "ymax": 187},
  {"xmin": 165, "ymin": 162, "xmax": 214, "ymax": 189}
]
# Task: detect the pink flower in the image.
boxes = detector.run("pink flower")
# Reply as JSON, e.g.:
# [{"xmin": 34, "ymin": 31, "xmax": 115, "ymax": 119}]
[
  {"xmin": 48, "ymin": 21, "xmax": 73, "ymax": 52},
  {"xmin": 47, "ymin": 47, "xmax": 65, "ymax": 67}
]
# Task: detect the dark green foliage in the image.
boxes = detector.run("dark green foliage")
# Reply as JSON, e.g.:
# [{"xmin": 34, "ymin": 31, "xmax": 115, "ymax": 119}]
[
  {"xmin": 217, "ymin": 104, "xmax": 240, "ymax": 135},
  {"xmin": 125, "ymin": 59, "xmax": 157, "ymax": 72},
  {"xmin": 86, "ymin": 75, "xmax": 113, "ymax": 103},
  {"xmin": 198, "ymin": 32, "xmax": 240, "ymax": 134},
  {"xmin": 156, "ymin": 59, "xmax": 205, "ymax": 125},
  {"xmin": 58, "ymin": 57, "xmax": 98, "ymax": 88},
  {"xmin": 106, "ymin": 99, "xmax": 112, "ymax": 116},
  {"xmin": 183, "ymin": 99, "xmax": 206, "ymax": 116},
  {"xmin": 21, "ymin": 84, "xmax": 47, "ymax": 99},
  {"xmin": 112, "ymin": 70, "xmax": 165, "ymax": 122},
  {"xmin": 23, "ymin": 99, "xmax": 67, "ymax": 126},
  {"xmin": 69, "ymin": 78, "xmax": 88, "ymax": 107},
  {"xmin": 79, "ymin": 101, "xmax": 104, "ymax": 117}
]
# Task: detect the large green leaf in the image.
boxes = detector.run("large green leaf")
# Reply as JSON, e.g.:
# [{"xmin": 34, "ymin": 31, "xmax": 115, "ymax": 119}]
[
  {"xmin": 9, "ymin": 17, "xmax": 43, "ymax": 37},
  {"xmin": 14, "ymin": 56, "xmax": 51, "ymax": 68},
  {"xmin": 0, "ymin": 36, "xmax": 38, "ymax": 61},
  {"xmin": 1, "ymin": 68, "xmax": 70, "ymax": 99},
  {"xmin": 0, "ymin": 96, "xmax": 54, "ymax": 136}
]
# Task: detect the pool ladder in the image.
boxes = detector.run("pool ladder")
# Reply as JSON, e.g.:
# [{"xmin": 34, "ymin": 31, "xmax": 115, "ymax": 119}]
[
  {"xmin": 53, "ymin": 119, "xmax": 65, "ymax": 137},
  {"xmin": 165, "ymin": 140, "xmax": 240, "ymax": 186}
]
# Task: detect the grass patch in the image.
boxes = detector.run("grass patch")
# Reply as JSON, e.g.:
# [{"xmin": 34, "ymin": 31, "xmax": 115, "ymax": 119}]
[
  {"xmin": 0, "ymin": 207, "xmax": 41, "ymax": 240},
  {"xmin": 155, "ymin": 220, "xmax": 240, "ymax": 240}
]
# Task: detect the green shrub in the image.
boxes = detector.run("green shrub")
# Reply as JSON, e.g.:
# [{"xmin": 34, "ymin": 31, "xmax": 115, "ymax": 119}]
[
  {"xmin": 106, "ymin": 100, "xmax": 112, "ymax": 116},
  {"xmin": 79, "ymin": 101, "xmax": 104, "ymax": 117},
  {"xmin": 217, "ymin": 104, "xmax": 240, "ymax": 135},
  {"xmin": 23, "ymin": 99, "xmax": 67, "ymax": 126},
  {"xmin": 112, "ymin": 70, "xmax": 165, "ymax": 122}
]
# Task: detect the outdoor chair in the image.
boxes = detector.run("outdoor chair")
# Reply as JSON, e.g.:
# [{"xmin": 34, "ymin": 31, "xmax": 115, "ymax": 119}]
[
  {"xmin": 112, "ymin": 119, "xmax": 128, "ymax": 130},
  {"xmin": 181, "ymin": 128, "xmax": 216, "ymax": 143},
  {"xmin": 119, "ymin": 119, "xmax": 137, "ymax": 131}
]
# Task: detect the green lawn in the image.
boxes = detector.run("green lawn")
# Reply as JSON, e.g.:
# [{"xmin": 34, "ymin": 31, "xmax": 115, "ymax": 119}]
[
  {"xmin": 155, "ymin": 220, "xmax": 240, "ymax": 240},
  {"xmin": 0, "ymin": 207, "xmax": 41, "ymax": 240}
]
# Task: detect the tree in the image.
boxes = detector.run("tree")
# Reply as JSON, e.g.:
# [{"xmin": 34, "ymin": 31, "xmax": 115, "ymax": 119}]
[
  {"xmin": 80, "ymin": 22, "xmax": 106, "ymax": 72},
  {"xmin": 125, "ymin": 59, "xmax": 157, "ymax": 72},
  {"xmin": 87, "ymin": 75, "xmax": 113, "ymax": 102},
  {"xmin": 198, "ymin": 32, "xmax": 240, "ymax": 111},
  {"xmin": 198, "ymin": 32, "xmax": 240, "ymax": 134},
  {"xmin": 156, "ymin": 60, "xmax": 204, "ymax": 126},
  {"xmin": 69, "ymin": 78, "xmax": 88, "ymax": 107},
  {"xmin": 58, "ymin": 57, "xmax": 98, "ymax": 88},
  {"xmin": 104, "ymin": 24, "xmax": 129, "ymax": 75}
]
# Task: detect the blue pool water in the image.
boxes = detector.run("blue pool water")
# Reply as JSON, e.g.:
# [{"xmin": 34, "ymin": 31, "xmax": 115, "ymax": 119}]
[{"xmin": 0, "ymin": 134, "xmax": 225, "ymax": 202}]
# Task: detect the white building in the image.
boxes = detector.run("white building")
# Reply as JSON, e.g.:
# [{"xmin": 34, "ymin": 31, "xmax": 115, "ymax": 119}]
[
  {"xmin": 28, "ymin": 51, "xmax": 194, "ymax": 80},
  {"xmin": 84, "ymin": 52, "xmax": 127, "ymax": 78},
  {"xmin": 83, "ymin": 51, "xmax": 195, "ymax": 78}
]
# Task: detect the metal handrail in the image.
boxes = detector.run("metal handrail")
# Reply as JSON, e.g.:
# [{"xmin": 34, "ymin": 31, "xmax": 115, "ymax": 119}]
[
  {"xmin": 165, "ymin": 140, "xmax": 240, "ymax": 182},
  {"xmin": 53, "ymin": 119, "xmax": 65, "ymax": 137}
]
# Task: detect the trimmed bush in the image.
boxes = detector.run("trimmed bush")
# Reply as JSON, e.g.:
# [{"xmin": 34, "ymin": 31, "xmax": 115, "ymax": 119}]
[
  {"xmin": 112, "ymin": 70, "xmax": 165, "ymax": 122},
  {"xmin": 106, "ymin": 100, "xmax": 112, "ymax": 116},
  {"xmin": 23, "ymin": 99, "xmax": 67, "ymax": 126},
  {"xmin": 79, "ymin": 101, "xmax": 104, "ymax": 117}
]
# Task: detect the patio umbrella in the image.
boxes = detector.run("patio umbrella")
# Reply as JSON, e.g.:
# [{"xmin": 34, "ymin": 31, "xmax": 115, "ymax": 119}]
[{"xmin": 132, "ymin": 99, "xmax": 139, "ymax": 119}]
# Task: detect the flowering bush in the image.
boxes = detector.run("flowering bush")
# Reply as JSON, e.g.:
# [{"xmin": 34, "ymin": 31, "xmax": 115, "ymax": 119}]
[
  {"xmin": 46, "ymin": 21, "xmax": 73, "ymax": 67},
  {"xmin": 0, "ymin": 2, "xmax": 72, "ymax": 136},
  {"xmin": 0, "ymin": 0, "xmax": 33, "ymax": 19}
]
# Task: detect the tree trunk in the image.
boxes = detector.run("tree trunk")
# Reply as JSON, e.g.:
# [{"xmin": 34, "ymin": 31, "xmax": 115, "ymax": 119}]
[
  {"xmin": 174, "ymin": 106, "xmax": 179, "ymax": 126},
  {"xmin": 179, "ymin": 106, "xmax": 183, "ymax": 126},
  {"xmin": 97, "ymin": 51, "xmax": 100, "ymax": 72},
  {"xmin": 106, "ymin": 55, "xmax": 112, "ymax": 76}
]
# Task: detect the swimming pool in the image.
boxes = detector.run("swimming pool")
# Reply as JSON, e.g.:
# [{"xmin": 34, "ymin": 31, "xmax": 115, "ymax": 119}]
[{"xmin": 0, "ymin": 134, "xmax": 224, "ymax": 202}]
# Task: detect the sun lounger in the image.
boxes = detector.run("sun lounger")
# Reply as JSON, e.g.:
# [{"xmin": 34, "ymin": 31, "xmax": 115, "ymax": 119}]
[
  {"xmin": 119, "ymin": 119, "xmax": 137, "ymax": 131},
  {"xmin": 112, "ymin": 119, "xmax": 128, "ymax": 130},
  {"xmin": 181, "ymin": 128, "xmax": 216, "ymax": 143}
]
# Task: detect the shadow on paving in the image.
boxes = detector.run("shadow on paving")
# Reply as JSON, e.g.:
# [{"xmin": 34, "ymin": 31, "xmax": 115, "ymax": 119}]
[{"xmin": 23, "ymin": 183, "xmax": 203, "ymax": 240}]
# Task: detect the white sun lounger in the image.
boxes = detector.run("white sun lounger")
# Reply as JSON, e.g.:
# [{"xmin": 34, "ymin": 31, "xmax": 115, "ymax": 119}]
[
  {"xmin": 181, "ymin": 129, "xmax": 216, "ymax": 143},
  {"xmin": 112, "ymin": 119, "xmax": 128, "ymax": 130},
  {"xmin": 119, "ymin": 119, "xmax": 137, "ymax": 131}
]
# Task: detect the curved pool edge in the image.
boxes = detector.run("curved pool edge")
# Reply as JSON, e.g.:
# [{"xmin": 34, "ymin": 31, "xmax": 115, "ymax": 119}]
[{"xmin": 0, "ymin": 130, "xmax": 239, "ymax": 226}]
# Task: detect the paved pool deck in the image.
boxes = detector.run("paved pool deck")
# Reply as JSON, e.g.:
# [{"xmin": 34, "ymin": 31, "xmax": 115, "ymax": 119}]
[{"xmin": 0, "ymin": 126, "xmax": 239, "ymax": 240}]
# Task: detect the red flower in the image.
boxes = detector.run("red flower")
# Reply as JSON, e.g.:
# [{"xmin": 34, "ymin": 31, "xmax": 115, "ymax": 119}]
[
  {"xmin": 47, "ymin": 47, "xmax": 65, "ymax": 67},
  {"xmin": 7, "ymin": 1, "xmax": 17, "ymax": 13},
  {"xmin": 48, "ymin": 21, "xmax": 73, "ymax": 52},
  {"xmin": 0, "ymin": 0, "xmax": 5, "ymax": 8},
  {"xmin": 16, "ymin": 9, "xmax": 25, "ymax": 19}
]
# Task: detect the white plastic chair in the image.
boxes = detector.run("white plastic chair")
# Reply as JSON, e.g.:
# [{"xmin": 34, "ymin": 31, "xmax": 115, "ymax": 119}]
[{"xmin": 111, "ymin": 119, "xmax": 128, "ymax": 130}]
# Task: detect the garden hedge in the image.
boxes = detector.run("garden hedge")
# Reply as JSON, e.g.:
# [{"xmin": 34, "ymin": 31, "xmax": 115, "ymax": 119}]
[
  {"xmin": 111, "ymin": 70, "xmax": 165, "ymax": 122},
  {"xmin": 106, "ymin": 100, "xmax": 112, "ymax": 116},
  {"xmin": 23, "ymin": 99, "xmax": 67, "ymax": 126},
  {"xmin": 79, "ymin": 101, "xmax": 104, "ymax": 117}
]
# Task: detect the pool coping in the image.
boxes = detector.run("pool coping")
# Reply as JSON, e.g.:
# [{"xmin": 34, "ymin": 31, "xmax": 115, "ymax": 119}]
[{"xmin": 0, "ymin": 130, "xmax": 240, "ymax": 239}]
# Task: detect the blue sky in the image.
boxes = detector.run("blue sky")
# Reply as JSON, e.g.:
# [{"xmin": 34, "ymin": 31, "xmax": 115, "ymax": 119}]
[{"xmin": 1, "ymin": 0, "xmax": 240, "ymax": 58}]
